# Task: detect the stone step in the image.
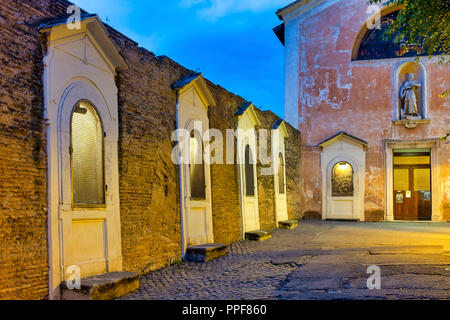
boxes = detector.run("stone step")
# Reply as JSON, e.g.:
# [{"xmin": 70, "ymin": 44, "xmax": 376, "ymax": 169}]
[
  {"xmin": 185, "ymin": 243, "xmax": 228, "ymax": 262},
  {"xmin": 60, "ymin": 271, "xmax": 139, "ymax": 300},
  {"xmin": 279, "ymin": 220, "xmax": 299, "ymax": 230},
  {"xmin": 245, "ymin": 230, "xmax": 272, "ymax": 241}
]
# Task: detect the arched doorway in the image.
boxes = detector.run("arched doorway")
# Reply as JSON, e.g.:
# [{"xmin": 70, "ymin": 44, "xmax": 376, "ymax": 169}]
[
  {"xmin": 241, "ymin": 144, "xmax": 260, "ymax": 232},
  {"xmin": 181, "ymin": 120, "xmax": 213, "ymax": 247},
  {"xmin": 54, "ymin": 80, "xmax": 123, "ymax": 281},
  {"xmin": 174, "ymin": 76, "xmax": 215, "ymax": 255},
  {"xmin": 235, "ymin": 102, "xmax": 261, "ymax": 235},
  {"xmin": 275, "ymin": 153, "xmax": 288, "ymax": 223}
]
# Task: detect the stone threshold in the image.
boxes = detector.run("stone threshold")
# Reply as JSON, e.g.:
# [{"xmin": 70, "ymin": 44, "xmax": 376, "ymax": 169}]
[
  {"xmin": 60, "ymin": 271, "xmax": 139, "ymax": 300},
  {"xmin": 278, "ymin": 220, "xmax": 299, "ymax": 230},
  {"xmin": 185, "ymin": 243, "xmax": 228, "ymax": 262},
  {"xmin": 245, "ymin": 230, "xmax": 272, "ymax": 241}
]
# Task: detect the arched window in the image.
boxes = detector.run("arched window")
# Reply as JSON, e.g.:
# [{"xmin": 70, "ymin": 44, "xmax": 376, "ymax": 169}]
[
  {"xmin": 71, "ymin": 101, "xmax": 105, "ymax": 206},
  {"xmin": 244, "ymin": 145, "xmax": 255, "ymax": 197},
  {"xmin": 355, "ymin": 11, "xmax": 442, "ymax": 61},
  {"xmin": 332, "ymin": 162, "xmax": 353, "ymax": 197},
  {"xmin": 278, "ymin": 153, "xmax": 285, "ymax": 194},
  {"xmin": 189, "ymin": 130, "xmax": 206, "ymax": 199}
]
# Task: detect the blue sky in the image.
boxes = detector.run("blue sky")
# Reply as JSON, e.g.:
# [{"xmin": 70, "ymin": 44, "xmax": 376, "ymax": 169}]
[{"xmin": 72, "ymin": 0, "xmax": 293, "ymax": 118}]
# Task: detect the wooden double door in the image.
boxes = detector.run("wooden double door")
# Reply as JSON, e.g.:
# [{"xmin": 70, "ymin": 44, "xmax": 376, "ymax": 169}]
[{"xmin": 393, "ymin": 151, "xmax": 432, "ymax": 221}]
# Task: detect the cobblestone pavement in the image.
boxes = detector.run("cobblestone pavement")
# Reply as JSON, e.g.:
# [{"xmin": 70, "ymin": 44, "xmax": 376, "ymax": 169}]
[{"xmin": 121, "ymin": 221, "xmax": 450, "ymax": 300}]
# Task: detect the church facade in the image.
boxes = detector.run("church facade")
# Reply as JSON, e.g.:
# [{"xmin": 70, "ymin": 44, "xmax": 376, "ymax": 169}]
[
  {"xmin": 0, "ymin": 0, "xmax": 302, "ymax": 299},
  {"xmin": 276, "ymin": 0, "xmax": 449, "ymax": 222}
]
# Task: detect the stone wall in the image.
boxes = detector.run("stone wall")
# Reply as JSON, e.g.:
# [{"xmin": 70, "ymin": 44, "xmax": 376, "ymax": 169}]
[
  {"xmin": 284, "ymin": 120, "xmax": 303, "ymax": 221},
  {"xmin": 0, "ymin": 0, "xmax": 79, "ymax": 300},
  {"xmin": 113, "ymin": 39, "xmax": 186, "ymax": 274},
  {"xmin": 207, "ymin": 84, "xmax": 244, "ymax": 244}
]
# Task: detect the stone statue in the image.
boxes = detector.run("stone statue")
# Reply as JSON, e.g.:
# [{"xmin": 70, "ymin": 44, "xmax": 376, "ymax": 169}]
[{"xmin": 400, "ymin": 73, "xmax": 421, "ymax": 118}]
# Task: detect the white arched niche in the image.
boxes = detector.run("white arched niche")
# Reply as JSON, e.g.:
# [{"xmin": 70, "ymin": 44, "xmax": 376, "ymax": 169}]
[
  {"xmin": 272, "ymin": 119, "xmax": 289, "ymax": 224},
  {"xmin": 319, "ymin": 132, "xmax": 367, "ymax": 221},
  {"xmin": 41, "ymin": 15, "xmax": 126, "ymax": 299},
  {"xmin": 235, "ymin": 102, "xmax": 261, "ymax": 235},
  {"xmin": 172, "ymin": 72, "xmax": 216, "ymax": 257}
]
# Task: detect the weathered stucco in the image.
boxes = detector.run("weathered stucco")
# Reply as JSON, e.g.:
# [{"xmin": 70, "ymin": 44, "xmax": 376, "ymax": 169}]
[{"xmin": 281, "ymin": 0, "xmax": 449, "ymax": 221}]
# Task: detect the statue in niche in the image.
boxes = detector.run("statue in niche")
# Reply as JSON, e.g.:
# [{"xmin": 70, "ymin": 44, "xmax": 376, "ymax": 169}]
[{"xmin": 400, "ymin": 73, "xmax": 421, "ymax": 119}]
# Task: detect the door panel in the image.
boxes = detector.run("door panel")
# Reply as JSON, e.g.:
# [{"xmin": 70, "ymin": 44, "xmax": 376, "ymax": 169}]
[
  {"xmin": 414, "ymin": 168, "xmax": 430, "ymax": 191},
  {"xmin": 244, "ymin": 198, "xmax": 259, "ymax": 232},
  {"xmin": 393, "ymin": 152, "xmax": 431, "ymax": 221},
  {"xmin": 186, "ymin": 206, "xmax": 209, "ymax": 246},
  {"xmin": 276, "ymin": 194, "xmax": 288, "ymax": 222},
  {"xmin": 71, "ymin": 219, "xmax": 107, "ymax": 276},
  {"xmin": 332, "ymin": 199, "xmax": 353, "ymax": 218},
  {"xmin": 180, "ymin": 119, "xmax": 214, "ymax": 249},
  {"xmin": 240, "ymin": 143, "xmax": 260, "ymax": 233}
]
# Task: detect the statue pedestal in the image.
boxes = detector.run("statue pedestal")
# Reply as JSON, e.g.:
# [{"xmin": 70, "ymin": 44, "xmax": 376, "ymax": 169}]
[{"xmin": 393, "ymin": 118, "xmax": 430, "ymax": 129}]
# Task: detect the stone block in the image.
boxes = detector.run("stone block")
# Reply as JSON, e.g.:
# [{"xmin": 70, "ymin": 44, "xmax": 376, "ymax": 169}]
[
  {"xmin": 185, "ymin": 244, "xmax": 228, "ymax": 262},
  {"xmin": 60, "ymin": 272, "xmax": 139, "ymax": 300},
  {"xmin": 245, "ymin": 230, "xmax": 272, "ymax": 241},
  {"xmin": 278, "ymin": 220, "xmax": 299, "ymax": 230}
]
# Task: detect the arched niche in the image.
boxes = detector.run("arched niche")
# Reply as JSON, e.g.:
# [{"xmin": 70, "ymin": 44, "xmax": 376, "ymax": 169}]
[
  {"xmin": 319, "ymin": 132, "xmax": 367, "ymax": 221},
  {"xmin": 394, "ymin": 61, "xmax": 427, "ymax": 121},
  {"xmin": 235, "ymin": 102, "xmax": 261, "ymax": 235},
  {"xmin": 41, "ymin": 15, "xmax": 126, "ymax": 299},
  {"xmin": 172, "ymin": 72, "xmax": 216, "ymax": 254}
]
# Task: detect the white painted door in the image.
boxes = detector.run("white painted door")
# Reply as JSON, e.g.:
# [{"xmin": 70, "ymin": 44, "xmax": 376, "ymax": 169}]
[
  {"xmin": 177, "ymin": 86, "xmax": 214, "ymax": 248},
  {"xmin": 184, "ymin": 201, "xmax": 213, "ymax": 246},
  {"xmin": 56, "ymin": 85, "xmax": 123, "ymax": 279},
  {"xmin": 241, "ymin": 144, "xmax": 260, "ymax": 232},
  {"xmin": 236, "ymin": 103, "xmax": 261, "ymax": 235},
  {"xmin": 244, "ymin": 196, "xmax": 259, "ymax": 232},
  {"xmin": 276, "ymin": 195, "xmax": 288, "ymax": 222},
  {"xmin": 183, "ymin": 143, "xmax": 214, "ymax": 246},
  {"xmin": 275, "ymin": 153, "xmax": 288, "ymax": 223}
]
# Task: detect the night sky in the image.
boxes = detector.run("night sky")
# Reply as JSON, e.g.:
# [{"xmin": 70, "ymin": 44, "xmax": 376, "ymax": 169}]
[{"xmin": 72, "ymin": 0, "xmax": 293, "ymax": 118}]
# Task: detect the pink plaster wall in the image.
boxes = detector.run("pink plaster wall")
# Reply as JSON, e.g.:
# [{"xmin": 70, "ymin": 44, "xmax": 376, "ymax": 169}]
[{"xmin": 296, "ymin": 0, "xmax": 449, "ymax": 220}]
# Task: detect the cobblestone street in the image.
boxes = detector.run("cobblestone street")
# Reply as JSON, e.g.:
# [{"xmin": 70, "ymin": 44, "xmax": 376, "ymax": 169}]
[{"xmin": 121, "ymin": 221, "xmax": 450, "ymax": 300}]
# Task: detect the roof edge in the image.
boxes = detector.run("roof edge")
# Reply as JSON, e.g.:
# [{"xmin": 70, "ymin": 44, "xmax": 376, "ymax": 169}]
[{"xmin": 317, "ymin": 131, "xmax": 368, "ymax": 148}]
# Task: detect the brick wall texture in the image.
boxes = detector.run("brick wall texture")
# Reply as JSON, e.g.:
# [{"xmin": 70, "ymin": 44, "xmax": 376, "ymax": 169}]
[{"xmin": 0, "ymin": 0, "xmax": 302, "ymax": 299}]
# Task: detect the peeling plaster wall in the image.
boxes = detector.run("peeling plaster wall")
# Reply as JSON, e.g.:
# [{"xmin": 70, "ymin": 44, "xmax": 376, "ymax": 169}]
[{"xmin": 287, "ymin": 0, "xmax": 449, "ymax": 220}]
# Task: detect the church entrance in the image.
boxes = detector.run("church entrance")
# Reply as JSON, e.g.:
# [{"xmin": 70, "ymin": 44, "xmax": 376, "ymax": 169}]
[{"xmin": 393, "ymin": 149, "xmax": 432, "ymax": 221}]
